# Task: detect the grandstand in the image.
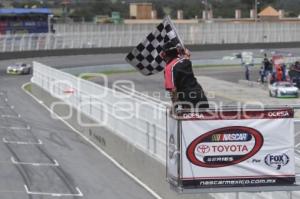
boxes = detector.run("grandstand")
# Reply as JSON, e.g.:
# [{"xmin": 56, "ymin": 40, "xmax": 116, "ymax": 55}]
[{"xmin": 0, "ymin": 8, "xmax": 54, "ymax": 34}]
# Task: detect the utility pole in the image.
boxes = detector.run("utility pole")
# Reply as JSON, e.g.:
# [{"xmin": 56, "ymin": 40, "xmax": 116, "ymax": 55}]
[
  {"xmin": 62, "ymin": 0, "xmax": 70, "ymax": 23},
  {"xmin": 255, "ymin": 0, "xmax": 258, "ymax": 22},
  {"xmin": 205, "ymin": 0, "xmax": 208, "ymax": 20},
  {"xmin": 201, "ymin": 0, "xmax": 209, "ymax": 20}
]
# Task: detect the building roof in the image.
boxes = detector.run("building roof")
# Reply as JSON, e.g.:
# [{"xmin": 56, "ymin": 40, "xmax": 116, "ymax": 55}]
[
  {"xmin": 129, "ymin": 2, "xmax": 152, "ymax": 5},
  {"xmin": 258, "ymin": 6, "xmax": 280, "ymax": 17},
  {"xmin": 0, "ymin": 8, "xmax": 52, "ymax": 15}
]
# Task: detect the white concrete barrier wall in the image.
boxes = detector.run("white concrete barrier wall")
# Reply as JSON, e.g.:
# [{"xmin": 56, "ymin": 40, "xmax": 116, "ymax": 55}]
[
  {"xmin": 1, "ymin": 22, "xmax": 300, "ymax": 52},
  {"xmin": 54, "ymin": 22, "xmax": 300, "ymax": 44},
  {"xmin": 31, "ymin": 61, "xmax": 167, "ymax": 164}
]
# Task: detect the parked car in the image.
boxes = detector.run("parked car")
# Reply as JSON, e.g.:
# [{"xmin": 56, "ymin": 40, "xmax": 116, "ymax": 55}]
[
  {"xmin": 6, "ymin": 63, "xmax": 32, "ymax": 75},
  {"xmin": 269, "ymin": 81, "xmax": 299, "ymax": 98}
]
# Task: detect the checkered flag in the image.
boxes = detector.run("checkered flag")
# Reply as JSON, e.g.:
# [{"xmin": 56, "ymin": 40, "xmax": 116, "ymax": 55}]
[{"xmin": 125, "ymin": 16, "xmax": 183, "ymax": 76}]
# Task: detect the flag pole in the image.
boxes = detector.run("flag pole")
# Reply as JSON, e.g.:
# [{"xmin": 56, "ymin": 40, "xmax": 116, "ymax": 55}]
[{"xmin": 166, "ymin": 15, "xmax": 185, "ymax": 48}]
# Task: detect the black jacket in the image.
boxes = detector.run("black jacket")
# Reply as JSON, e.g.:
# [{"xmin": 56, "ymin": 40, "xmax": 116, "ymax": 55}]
[{"xmin": 172, "ymin": 59, "xmax": 209, "ymax": 108}]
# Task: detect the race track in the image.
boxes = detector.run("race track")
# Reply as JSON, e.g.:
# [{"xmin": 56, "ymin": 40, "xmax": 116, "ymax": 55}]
[
  {"xmin": 2, "ymin": 47, "xmax": 300, "ymax": 69},
  {"xmin": 0, "ymin": 66, "xmax": 155, "ymax": 198},
  {"xmin": 0, "ymin": 49, "xmax": 299, "ymax": 198}
]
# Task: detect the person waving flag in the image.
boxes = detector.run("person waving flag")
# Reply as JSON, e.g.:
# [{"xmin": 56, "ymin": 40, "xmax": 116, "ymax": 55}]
[{"xmin": 125, "ymin": 16, "xmax": 183, "ymax": 76}]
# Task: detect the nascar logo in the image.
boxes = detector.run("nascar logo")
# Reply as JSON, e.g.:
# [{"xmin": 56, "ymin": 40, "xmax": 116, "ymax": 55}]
[
  {"xmin": 186, "ymin": 126, "xmax": 264, "ymax": 168},
  {"xmin": 211, "ymin": 133, "xmax": 251, "ymax": 142}
]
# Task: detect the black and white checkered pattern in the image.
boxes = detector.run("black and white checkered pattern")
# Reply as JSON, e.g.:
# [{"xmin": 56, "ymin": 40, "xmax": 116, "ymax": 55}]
[{"xmin": 125, "ymin": 17, "xmax": 180, "ymax": 76}]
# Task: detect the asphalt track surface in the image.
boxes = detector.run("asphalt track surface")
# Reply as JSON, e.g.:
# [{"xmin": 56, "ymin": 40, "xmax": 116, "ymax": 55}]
[
  {"xmin": 0, "ymin": 67, "xmax": 155, "ymax": 197},
  {"xmin": 88, "ymin": 64, "xmax": 300, "ymax": 133},
  {"xmin": 1, "ymin": 47, "xmax": 300, "ymax": 68},
  {"xmin": 89, "ymin": 66, "xmax": 254, "ymax": 103},
  {"xmin": 0, "ymin": 48, "xmax": 299, "ymax": 198}
]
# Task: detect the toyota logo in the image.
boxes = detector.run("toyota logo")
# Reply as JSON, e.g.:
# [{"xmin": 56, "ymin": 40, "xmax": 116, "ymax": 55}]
[{"xmin": 197, "ymin": 145, "xmax": 210, "ymax": 154}]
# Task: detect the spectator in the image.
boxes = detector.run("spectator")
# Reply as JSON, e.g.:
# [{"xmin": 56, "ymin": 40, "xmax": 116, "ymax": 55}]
[
  {"xmin": 277, "ymin": 68, "xmax": 283, "ymax": 81},
  {"xmin": 282, "ymin": 64, "xmax": 287, "ymax": 81},
  {"xmin": 245, "ymin": 65, "xmax": 250, "ymax": 81},
  {"xmin": 259, "ymin": 66, "xmax": 265, "ymax": 83}
]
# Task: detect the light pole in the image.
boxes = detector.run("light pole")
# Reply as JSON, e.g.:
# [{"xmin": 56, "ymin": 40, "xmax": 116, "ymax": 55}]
[
  {"xmin": 201, "ymin": 0, "xmax": 209, "ymax": 20},
  {"xmin": 48, "ymin": 14, "xmax": 54, "ymax": 33},
  {"xmin": 205, "ymin": 0, "xmax": 208, "ymax": 20}
]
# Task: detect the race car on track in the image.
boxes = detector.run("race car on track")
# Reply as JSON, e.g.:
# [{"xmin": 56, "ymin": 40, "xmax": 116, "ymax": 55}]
[
  {"xmin": 6, "ymin": 63, "xmax": 32, "ymax": 75},
  {"xmin": 269, "ymin": 81, "xmax": 299, "ymax": 98}
]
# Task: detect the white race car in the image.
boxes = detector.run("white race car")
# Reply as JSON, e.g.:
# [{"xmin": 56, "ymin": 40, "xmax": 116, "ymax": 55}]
[
  {"xmin": 269, "ymin": 81, "xmax": 299, "ymax": 98},
  {"xmin": 6, "ymin": 63, "xmax": 32, "ymax": 75}
]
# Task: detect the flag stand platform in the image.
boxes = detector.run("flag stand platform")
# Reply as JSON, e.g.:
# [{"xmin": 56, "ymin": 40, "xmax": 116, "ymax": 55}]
[{"xmin": 166, "ymin": 106, "xmax": 300, "ymax": 193}]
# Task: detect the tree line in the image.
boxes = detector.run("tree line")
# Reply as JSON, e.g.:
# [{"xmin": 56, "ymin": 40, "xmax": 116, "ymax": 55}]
[{"xmin": 1, "ymin": 0, "xmax": 300, "ymax": 21}]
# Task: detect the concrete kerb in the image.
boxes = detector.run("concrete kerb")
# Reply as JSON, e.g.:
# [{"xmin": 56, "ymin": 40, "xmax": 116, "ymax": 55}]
[{"xmin": 25, "ymin": 83, "xmax": 213, "ymax": 199}]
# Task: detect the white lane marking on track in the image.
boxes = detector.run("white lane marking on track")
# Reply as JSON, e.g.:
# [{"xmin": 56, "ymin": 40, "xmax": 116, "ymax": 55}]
[
  {"xmin": 0, "ymin": 106, "xmax": 14, "ymax": 109},
  {"xmin": 295, "ymin": 156, "xmax": 300, "ymax": 166},
  {"xmin": 24, "ymin": 185, "xmax": 83, "ymax": 197},
  {"xmin": 0, "ymin": 126, "xmax": 30, "ymax": 130},
  {"xmin": 0, "ymin": 105, "xmax": 14, "ymax": 109},
  {"xmin": 0, "ymin": 190, "xmax": 25, "ymax": 193},
  {"xmin": 22, "ymin": 82, "xmax": 163, "ymax": 199},
  {"xmin": 3, "ymin": 138, "xmax": 43, "ymax": 145},
  {"xmin": 1, "ymin": 114, "xmax": 21, "ymax": 118},
  {"xmin": 295, "ymin": 143, "xmax": 300, "ymax": 151},
  {"xmin": 11, "ymin": 157, "xmax": 59, "ymax": 167},
  {"xmin": 294, "ymin": 142, "xmax": 300, "ymax": 166}
]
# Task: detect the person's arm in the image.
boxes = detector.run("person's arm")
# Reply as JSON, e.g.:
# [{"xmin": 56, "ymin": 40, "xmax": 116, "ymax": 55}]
[{"xmin": 182, "ymin": 48, "xmax": 191, "ymax": 60}]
